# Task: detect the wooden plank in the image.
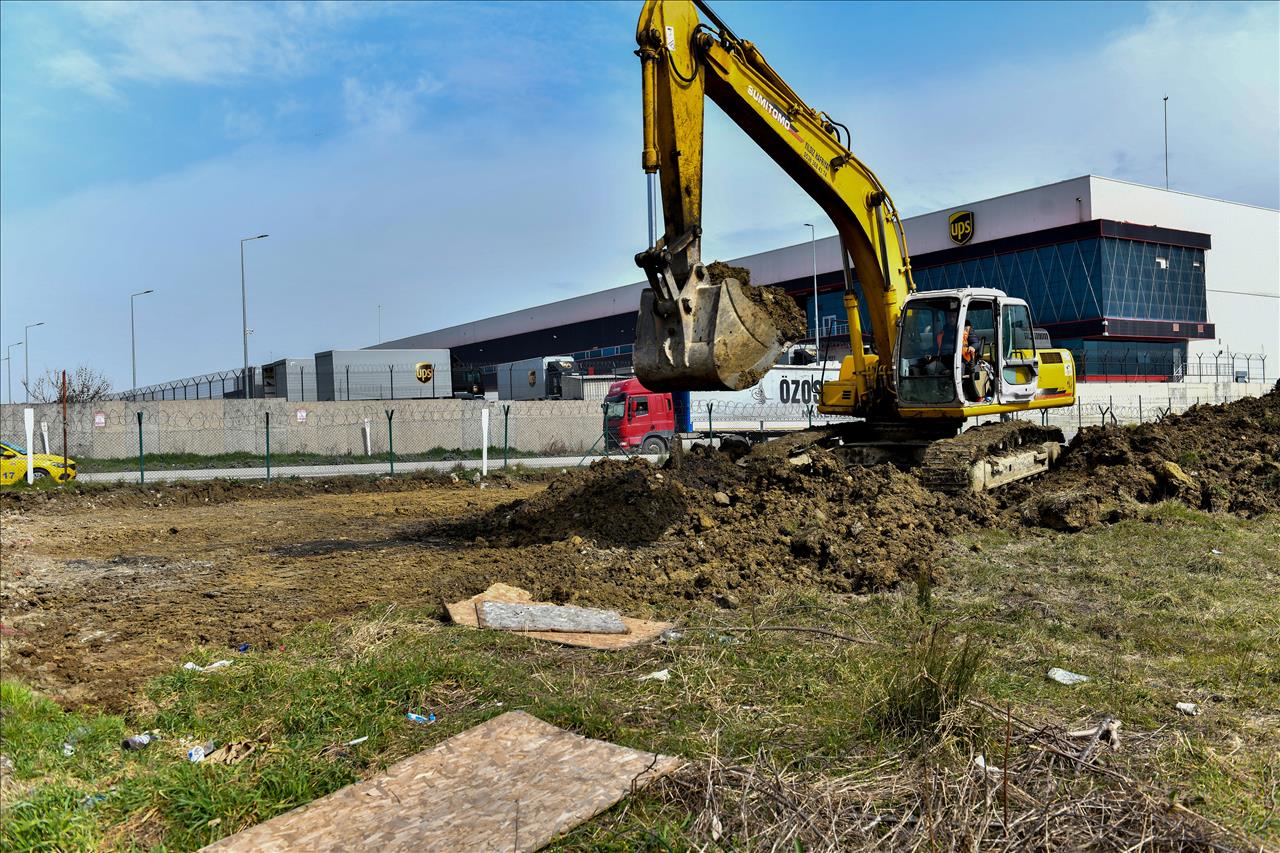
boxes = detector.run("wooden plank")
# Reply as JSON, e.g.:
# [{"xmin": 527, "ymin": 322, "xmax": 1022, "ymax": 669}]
[
  {"xmin": 202, "ymin": 711, "xmax": 681, "ymax": 853},
  {"xmin": 476, "ymin": 601, "xmax": 628, "ymax": 634},
  {"xmin": 446, "ymin": 583, "xmax": 673, "ymax": 650}
]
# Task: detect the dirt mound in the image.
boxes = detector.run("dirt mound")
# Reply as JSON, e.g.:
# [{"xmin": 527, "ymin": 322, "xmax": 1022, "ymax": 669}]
[
  {"xmin": 445, "ymin": 441, "xmax": 994, "ymax": 605},
  {"xmin": 1012, "ymin": 385, "xmax": 1280, "ymax": 530}
]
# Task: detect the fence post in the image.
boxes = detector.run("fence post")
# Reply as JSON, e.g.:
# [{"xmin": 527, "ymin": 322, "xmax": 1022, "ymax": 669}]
[
  {"xmin": 385, "ymin": 409, "xmax": 395, "ymax": 475},
  {"xmin": 389, "ymin": 365, "xmax": 395, "ymax": 400},
  {"xmin": 346, "ymin": 365, "xmax": 351, "ymax": 401},
  {"xmin": 503, "ymin": 404, "xmax": 511, "ymax": 468},
  {"xmin": 481, "ymin": 408, "xmax": 490, "ymax": 477},
  {"xmin": 706, "ymin": 402, "xmax": 714, "ymax": 439},
  {"xmin": 806, "ymin": 405, "xmax": 813, "ymax": 429},
  {"xmin": 265, "ymin": 411, "xmax": 271, "ymax": 482},
  {"xmin": 1138, "ymin": 396, "xmax": 1142, "ymax": 423},
  {"xmin": 136, "ymin": 411, "xmax": 145, "ymax": 485},
  {"xmin": 1077, "ymin": 398, "xmax": 1081, "ymax": 432}
]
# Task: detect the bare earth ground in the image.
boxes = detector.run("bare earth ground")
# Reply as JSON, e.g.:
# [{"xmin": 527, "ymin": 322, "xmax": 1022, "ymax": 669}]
[
  {"xmin": 1, "ymin": 483, "xmax": 549, "ymax": 711},
  {"xmin": 1, "ymin": 391, "xmax": 1277, "ymax": 849}
]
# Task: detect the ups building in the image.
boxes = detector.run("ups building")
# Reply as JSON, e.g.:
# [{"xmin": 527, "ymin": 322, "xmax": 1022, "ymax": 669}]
[{"xmin": 378, "ymin": 176, "xmax": 1277, "ymax": 386}]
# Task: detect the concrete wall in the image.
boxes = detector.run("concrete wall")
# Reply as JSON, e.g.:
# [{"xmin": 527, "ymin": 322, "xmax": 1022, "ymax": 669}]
[
  {"xmin": 0, "ymin": 398, "xmax": 609, "ymax": 460},
  {"xmin": 4, "ymin": 381, "xmax": 1269, "ymax": 464}
]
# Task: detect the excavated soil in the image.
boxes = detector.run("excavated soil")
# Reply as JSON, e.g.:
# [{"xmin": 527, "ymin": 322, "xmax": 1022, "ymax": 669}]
[
  {"xmin": 707, "ymin": 260, "xmax": 808, "ymax": 344},
  {"xmin": 1009, "ymin": 383, "xmax": 1280, "ymax": 531},
  {"xmin": 2, "ymin": 386, "xmax": 1275, "ymax": 712}
]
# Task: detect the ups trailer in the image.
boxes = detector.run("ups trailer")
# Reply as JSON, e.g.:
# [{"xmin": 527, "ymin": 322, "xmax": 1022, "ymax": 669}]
[
  {"xmin": 261, "ymin": 358, "xmax": 318, "ymax": 401},
  {"xmin": 495, "ymin": 356, "xmax": 576, "ymax": 400},
  {"xmin": 314, "ymin": 349, "xmax": 453, "ymax": 401}
]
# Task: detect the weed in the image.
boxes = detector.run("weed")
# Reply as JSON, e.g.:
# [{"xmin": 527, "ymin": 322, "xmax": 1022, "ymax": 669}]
[{"xmin": 873, "ymin": 625, "xmax": 984, "ymax": 742}]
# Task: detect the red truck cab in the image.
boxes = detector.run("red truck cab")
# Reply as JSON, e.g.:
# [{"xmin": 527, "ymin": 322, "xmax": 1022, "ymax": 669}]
[{"xmin": 603, "ymin": 378, "xmax": 676, "ymax": 452}]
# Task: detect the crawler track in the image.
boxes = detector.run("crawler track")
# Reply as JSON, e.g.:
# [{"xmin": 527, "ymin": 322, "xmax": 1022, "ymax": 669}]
[{"xmin": 918, "ymin": 421, "xmax": 1065, "ymax": 493}]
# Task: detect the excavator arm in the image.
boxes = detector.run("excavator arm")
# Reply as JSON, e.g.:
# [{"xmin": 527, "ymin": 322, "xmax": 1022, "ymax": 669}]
[{"xmin": 635, "ymin": 0, "xmax": 915, "ymax": 413}]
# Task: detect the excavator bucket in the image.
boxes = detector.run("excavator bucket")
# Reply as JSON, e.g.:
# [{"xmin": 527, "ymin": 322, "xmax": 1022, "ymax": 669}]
[{"xmin": 633, "ymin": 274, "xmax": 789, "ymax": 391}]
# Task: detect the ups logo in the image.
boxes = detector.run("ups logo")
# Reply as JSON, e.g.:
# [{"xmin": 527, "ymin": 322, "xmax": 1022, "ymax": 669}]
[
  {"xmin": 415, "ymin": 362, "xmax": 434, "ymax": 384},
  {"xmin": 948, "ymin": 210, "xmax": 974, "ymax": 246},
  {"xmin": 527, "ymin": 370, "xmax": 538, "ymax": 387}
]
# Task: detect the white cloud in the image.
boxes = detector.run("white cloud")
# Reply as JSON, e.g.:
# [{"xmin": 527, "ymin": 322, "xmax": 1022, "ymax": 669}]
[
  {"xmin": 0, "ymin": 120, "xmax": 645, "ymax": 389},
  {"xmin": 222, "ymin": 104, "xmax": 266, "ymax": 141},
  {"xmin": 341, "ymin": 76, "xmax": 444, "ymax": 134},
  {"xmin": 45, "ymin": 49, "xmax": 119, "ymax": 100},
  {"xmin": 42, "ymin": 1, "xmax": 370, "ymax": 98},
  {"xmin": 694, "ymin": 1, "xmax": 1279, "ymax": 261}
]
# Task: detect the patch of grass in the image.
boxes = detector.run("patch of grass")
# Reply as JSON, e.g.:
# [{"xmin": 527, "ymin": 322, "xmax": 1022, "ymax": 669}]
[
  {"xmin": 873, "ymin": 625, "xmax": 985, "ymax": 742},
  {"xmin": 2, "ymin": 507, "xmax": 1275, "ymax": 849}
]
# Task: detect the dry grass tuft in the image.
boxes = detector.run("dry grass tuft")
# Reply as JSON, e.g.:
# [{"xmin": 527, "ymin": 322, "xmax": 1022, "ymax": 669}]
[{"xmin": 655, "ymin": 717, "xmax": 1251, "ymax": 852}]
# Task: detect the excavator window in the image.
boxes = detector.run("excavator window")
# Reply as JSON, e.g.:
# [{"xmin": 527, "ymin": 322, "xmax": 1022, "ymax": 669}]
[
  {"xmin": 964, "ymin": 302, "xmax": 996, "ymax": 363},
  {"xmin": 1002, "ymin": 304, "xmax": 1035, "ymax": 356},
  {"xmin": 898, "ymin": 298, "xmax": 961, "ymax": 405}
]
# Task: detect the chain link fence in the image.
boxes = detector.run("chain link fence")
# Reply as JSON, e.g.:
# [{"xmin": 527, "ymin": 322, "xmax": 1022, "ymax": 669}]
[
  {"xmin": 973, "ymin": 382, "xmax": 1274, "ymax": 442},
  {"xmin": 2, "ymin": 381, "xmax": 1271, "ymax": 483}
]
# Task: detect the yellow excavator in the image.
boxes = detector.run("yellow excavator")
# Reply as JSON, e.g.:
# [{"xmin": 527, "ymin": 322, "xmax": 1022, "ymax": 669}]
[{"xmin": 632, "ymin": 0, "xmax": 1077, "ymax": 491}]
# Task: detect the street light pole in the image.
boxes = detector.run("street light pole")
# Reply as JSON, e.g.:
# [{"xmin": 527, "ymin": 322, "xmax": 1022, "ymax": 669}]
[
  {"xmin": 1163, "ymin": 95, "xmax": 1169, "ymax": 190},
  {"xmin": 803, "ymin": 223, "xmax": 819, "ymax": 356},
  {"xmin": 23, "ymin": 322, "xmax": 44, "ymax": 403},
  {"xmin": 240, "ymin": 234, "xmax": 269, "ymax": 399},
  {"xmin": 130, "ymin": 289, "xmax": 154, "ymax": 397},
  {"xmin": 5, "ymin": 341, "xmax": 22, "ymax": 405}
]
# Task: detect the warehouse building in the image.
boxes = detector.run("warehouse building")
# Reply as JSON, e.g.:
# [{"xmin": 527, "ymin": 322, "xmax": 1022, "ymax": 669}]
[{"xmin": 373, "ymin": 176, "xmax": 1279, "ymax": 383}]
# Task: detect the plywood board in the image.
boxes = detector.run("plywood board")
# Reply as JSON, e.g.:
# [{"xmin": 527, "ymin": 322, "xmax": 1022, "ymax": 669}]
[
  {"xmin": 202, "ymin": 711, "xmax": 681, "ymax": 853},
  {"xmin": 477, "ymin": 601, "xmax": 628, "ymax": 634},
  {"xmin": 446, "ymin": 583, "xmax": 672, "ymax": 650}
]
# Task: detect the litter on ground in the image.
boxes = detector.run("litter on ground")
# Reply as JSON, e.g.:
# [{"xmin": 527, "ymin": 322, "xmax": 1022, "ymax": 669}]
[
  {"xmin": 198, "ymin": 711, "xmax": 681, "ymax": 853},
  {"xmin": 1047, "ymin": 667, "xmax": 1090, "ymax": 685},
  {"xmin": 183, "ymin": 660, "xmax": 233, "ymax": 673},
  {"xmin": 637, "ymin": 668, "xmax": 671, "ymax": 682}
]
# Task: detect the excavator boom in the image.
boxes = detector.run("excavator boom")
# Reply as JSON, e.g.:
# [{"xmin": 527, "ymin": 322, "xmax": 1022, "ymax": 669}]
[{"xmin": 635, "ymin": 0, "xmax": 914, "ymax": 403}]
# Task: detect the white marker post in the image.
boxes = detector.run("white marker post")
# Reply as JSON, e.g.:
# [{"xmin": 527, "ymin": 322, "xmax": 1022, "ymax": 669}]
[
  {"xmin": 480, "ymin": 408, "xmax": 490, "ymax": 477},
  {"xmin": 23, "ymin": 408, "xmax": 35, "ymax": 484}
]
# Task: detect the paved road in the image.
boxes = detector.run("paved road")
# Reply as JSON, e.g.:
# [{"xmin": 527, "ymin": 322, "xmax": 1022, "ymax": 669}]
[{"xmin": 78, "ymin": 453, "xmax": 659, "ymax": 484}]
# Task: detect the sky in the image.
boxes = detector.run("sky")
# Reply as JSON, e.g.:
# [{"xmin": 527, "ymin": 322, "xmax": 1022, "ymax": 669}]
[{"xmin": 1, "ymin": 0, "xmax": 1277, "ymax": 396}]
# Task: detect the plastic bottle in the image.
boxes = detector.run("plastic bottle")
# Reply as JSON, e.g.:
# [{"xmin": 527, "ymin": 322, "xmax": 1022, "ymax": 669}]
[
  {"xmin": 187, "ymin": 741, "xmax": 217, "ymax": 762},
  {"xmin": 122, "ymin": 733, "xmax": 157, "ymax": 751},
  {"xmin": 405, "ymin": 712, "xmax": 436, "ymax": 724}
]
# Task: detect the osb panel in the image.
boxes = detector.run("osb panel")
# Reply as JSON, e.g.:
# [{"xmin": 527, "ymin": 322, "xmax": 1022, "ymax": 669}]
[
  {"xmin": 447, "ymin": 583, "xmax": 672, "ymax": 650},
  {"xmin": 202, "ymin": 711, "xmax": 681, "ymax": 853}
]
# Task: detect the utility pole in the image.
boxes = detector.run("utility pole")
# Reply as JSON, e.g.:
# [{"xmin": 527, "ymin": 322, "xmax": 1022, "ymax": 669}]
[
  {"xmin": 240, "ymin": 234, "xmax": 269, "ymax": 399},
  {"xmin": 378, "ymin": 304, "xmax": 382, "ymax": 344},
  {"xmin": 804, "ymin": 223, "xmax": 820, "ymax": 356},
  {"xmin": 1163, "ymin": 95, "xmax": 1169, "ymax": 190}
]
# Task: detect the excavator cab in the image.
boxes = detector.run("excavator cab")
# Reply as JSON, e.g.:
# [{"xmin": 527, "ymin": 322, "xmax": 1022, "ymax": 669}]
[{"xmin": 896, "ymin": 289, "xmax": 1061, "ymax": 414}]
